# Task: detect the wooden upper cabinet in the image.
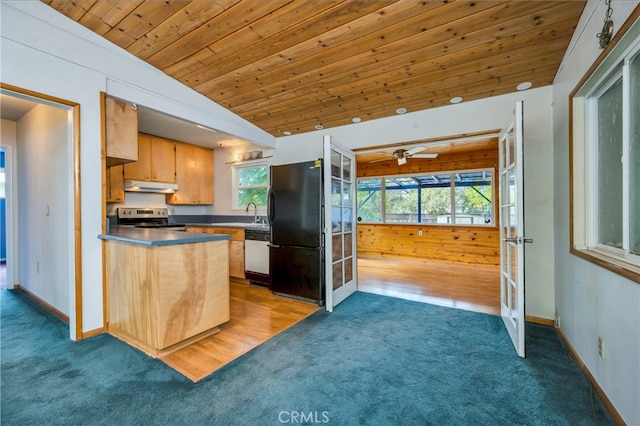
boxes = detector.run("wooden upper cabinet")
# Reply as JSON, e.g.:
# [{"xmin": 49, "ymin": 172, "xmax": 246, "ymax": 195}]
[
  {"xmin": 105, "ymin": 96, "xmax": 138, "ymax": 167},
  {"xmin": 166, "ymin": 143, "xmax": 214, "ymax": 205},
  {"xmin": 150, "ymin": 137, "xmax": 176, "ymax": 182},
  {"xmin": 124, "ymin": 134, "xmax": 176, "ymax": 182}
]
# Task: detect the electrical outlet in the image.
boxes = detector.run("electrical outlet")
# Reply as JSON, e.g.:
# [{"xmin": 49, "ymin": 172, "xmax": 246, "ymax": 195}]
[
  {"xmin": 598, "ymin": 336, "xmax": 605, "ymax": 359},
  {"xmin": 418, "ymin": 229, "xmax": 423, "ymax": 237},
  {"xmin": 555, "ymin": 312, "xmax": 561, "ymax": 329}
]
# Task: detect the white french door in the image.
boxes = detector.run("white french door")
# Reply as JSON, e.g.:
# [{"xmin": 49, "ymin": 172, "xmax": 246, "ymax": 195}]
[
  {"xmin": 499, "ymin": 101, "xmax": 530, "ymax": 357},
  {"xmin": 323, "ymin": 135, "xmax": 357, "ymax": 312}
]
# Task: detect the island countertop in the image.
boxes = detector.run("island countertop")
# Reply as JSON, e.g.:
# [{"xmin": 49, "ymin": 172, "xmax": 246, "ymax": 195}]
[{"xmin": 98, "ymin": 226, "xmax": 232, "ymax": 246}]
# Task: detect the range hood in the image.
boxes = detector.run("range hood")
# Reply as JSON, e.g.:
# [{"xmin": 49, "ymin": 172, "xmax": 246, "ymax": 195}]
[{"xmin": 124, "ymin": 180, "xmax": 179, "ymax": 193}]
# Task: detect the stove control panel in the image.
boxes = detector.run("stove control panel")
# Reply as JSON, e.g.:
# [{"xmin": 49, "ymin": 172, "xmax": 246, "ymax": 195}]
[{"xmin": 117, "ymin": 207, "xmax": 169, "ymax": 219}]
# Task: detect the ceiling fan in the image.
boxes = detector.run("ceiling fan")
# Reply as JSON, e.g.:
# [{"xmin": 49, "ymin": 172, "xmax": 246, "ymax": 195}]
[{"xmin": 369, "ymin": 146, "xmax": 438, "ymax": 165}]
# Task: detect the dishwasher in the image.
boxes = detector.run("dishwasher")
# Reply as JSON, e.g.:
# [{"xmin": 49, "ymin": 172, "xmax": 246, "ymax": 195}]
[{"xmin": 244, "ymin": 228, "xmax": 270, "ymax": 287}]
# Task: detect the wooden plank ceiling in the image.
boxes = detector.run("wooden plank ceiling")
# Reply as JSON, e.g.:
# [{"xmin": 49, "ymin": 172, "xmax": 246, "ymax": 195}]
[{"xmin": 43, "ymin": 0, "xmax": 585, "ymax": 137}]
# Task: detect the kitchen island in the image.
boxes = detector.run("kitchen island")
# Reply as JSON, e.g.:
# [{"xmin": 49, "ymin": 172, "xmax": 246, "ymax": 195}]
[{"xmin": 99, "ymin": 227, "xmax": 232, "ymax": 357}]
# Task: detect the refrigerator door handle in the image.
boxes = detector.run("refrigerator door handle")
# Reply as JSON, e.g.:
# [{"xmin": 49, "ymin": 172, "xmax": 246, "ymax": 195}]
[{"xmin": 268, "ymin": 188, "xmax": 275, "ymax": 224}]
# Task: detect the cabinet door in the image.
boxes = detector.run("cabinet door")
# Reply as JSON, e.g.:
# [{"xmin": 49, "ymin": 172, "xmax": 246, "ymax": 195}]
[
  {"xmin": 167, "ymin": 143, "xmax": 214, "ymax": 205},
  {"xmin": 229, "ymin": 240, "xmax": 246, "ymax": 279},
  {"xmin": 105, "ymin": 96, "xmax": 138, "ymax": 166},
  {"xmin": 123, "ymin": 134, "xmax": 151, "ymax": 180},
  {"xmin": 106, "ymin": 165, "xmax": 124, "ymax": 203},
  {"xmin": 167, "ymin": 143, "xmax": 198, "ymax": 204},
  {"xmin": 150, "ymin": 137, "xmax": 176, "ymax": 182},
  {"xmin": 196, "ymin": 146, "xmax": 214, "ymax": 204}
]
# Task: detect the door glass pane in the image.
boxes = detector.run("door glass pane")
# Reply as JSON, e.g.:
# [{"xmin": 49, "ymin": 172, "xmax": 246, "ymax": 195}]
[
  {"xmin": 342, "ymin": 182, "xmax": 351, "ymax": 206},
  {"xmin": 508, "ymin": 129, "xmax": 515, "ymax": 166},
  {"xmin": 331, "ymin": 178, "xmax": 341, "ymax": 207},
  {"xmin": 343, "ymin": 156, "xmax": 351, "ymax": 182},
  {"xmin": 343, "ymin": 207, "xmax": 353, "ymax": 232},
  {"xmin": 332, "ymin": 234, "xmax": 343, "ymax": 262},
  {"xmin": 509, "ymin": 243, "xmax": 517, "ymax": 281},
  {"xmin": 630, "ymin": 53, "xmax": 640, "ymax": 255},
  {"xmin": 344, "ymin": 257, "xmax": 353, "ymax": 282},
  {"xmin": 333, "ymin": 261, "xmax": 343, "ymax": 290},
  {"xmin": 597, "ymin": 77, "xmax": 623, "ymax": 249},
  {"xmin": 510, "ymin": 282, "xmax": 518, "ymax": 318},
  {"xmin": 331, "ymin": 150, "xmax": 341, "ymax": 178},
  {"xmin": 344, "ymin": 232, "xmax": 353, "ymax": 258},
  {"xmin": 332, "ymin": 207, "xmax": 341, "ymax": 232}
]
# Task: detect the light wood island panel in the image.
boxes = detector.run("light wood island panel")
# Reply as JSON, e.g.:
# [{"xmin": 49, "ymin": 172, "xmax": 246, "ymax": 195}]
[{"xmin": 106, "ymin": 239, "xmax": 230, "ymax": 357}]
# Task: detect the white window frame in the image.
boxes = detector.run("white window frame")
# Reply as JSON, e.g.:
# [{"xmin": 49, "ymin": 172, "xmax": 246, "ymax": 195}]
[
  {"xmin": 231, "ymin": 160, "xmax": 269, "ymax": 212},
  {"xmin": 571, "ymin": 17, "xmax": 640, "ymax": 282}
]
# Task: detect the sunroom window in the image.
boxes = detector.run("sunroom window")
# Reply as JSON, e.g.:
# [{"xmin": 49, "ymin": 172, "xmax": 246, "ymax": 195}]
[{"xmin": 357, "ymin": 169, "xmax": 493, "ymax": 226}]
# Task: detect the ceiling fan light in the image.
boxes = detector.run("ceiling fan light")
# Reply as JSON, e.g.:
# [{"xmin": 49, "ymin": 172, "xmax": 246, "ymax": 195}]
[{"xmin": 397, "ymin": 156, "xmax": 407, "ymax": 165}]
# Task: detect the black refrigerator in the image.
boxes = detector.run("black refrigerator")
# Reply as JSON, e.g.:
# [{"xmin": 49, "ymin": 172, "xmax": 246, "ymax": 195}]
[{"xmin": 269, "ymin": 159, "xmax": 325, "ymax": 306}]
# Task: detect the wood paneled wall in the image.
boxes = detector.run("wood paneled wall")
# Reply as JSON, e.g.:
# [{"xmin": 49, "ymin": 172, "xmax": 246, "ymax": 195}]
[
  {"xmin": 357, "ymin": 224, "xmax": 500, "ymax": 265},
  {"xmin": 356, "ymin": 142, "xmax": 500, "ymax": 265}
]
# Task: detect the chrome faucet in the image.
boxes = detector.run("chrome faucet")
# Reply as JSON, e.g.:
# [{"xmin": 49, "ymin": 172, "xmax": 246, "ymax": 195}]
[{"xmin": 245, "ymin": 202, "xmax": 258, "ymax": 223}]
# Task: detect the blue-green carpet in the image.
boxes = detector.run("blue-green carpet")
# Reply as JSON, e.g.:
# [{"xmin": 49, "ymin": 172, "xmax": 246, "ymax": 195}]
[{"xmin": 1, "ymin": 288, "xmax": 611, "ymax": 425}]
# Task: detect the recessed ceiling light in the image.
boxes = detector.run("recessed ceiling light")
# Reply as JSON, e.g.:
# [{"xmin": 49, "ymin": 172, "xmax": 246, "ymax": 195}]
[
  {"xmin": 196, "ymin": 124, "xmax": 217, "ymax": 133},
  {"xmin": 517, "ymin": 82, "xmax": 532, "ymax": 91},
  {"xmin": 315, "ymin": 124, "xmax": 324, "ymax": 130},
  {"xmin": 450, "ymin": 96, "xmax": 463, "ymax": 104},
  {"xmin": 352, "ymin": 117, "xmax": 362, "ymax": 123},
  {"xmin": 282, "ymin": 131, "xmax": 292, "ymax": 136},
  {"xmin": 396, "ymin": 107, "xmax": 407, "ymax": 115}
]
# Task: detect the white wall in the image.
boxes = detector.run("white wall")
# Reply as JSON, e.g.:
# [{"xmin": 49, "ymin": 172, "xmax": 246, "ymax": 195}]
[
  {"xmin": 552, "ymin": 2, "xmax": 640, "ymax": 424},
  {"xmin": 214, "ymin": 87, "xmax": 557, "ymax": 320},
  {"xmin": 16, "ymin": 104, "xmax": 71, "ymax": 315},
  {"xmin": 1, "ymin": 120, "xmax": 18, "ymax": 288},
  {"xmin": 0, "ymin": 1, "xmax": 275, "ymax": 337}
]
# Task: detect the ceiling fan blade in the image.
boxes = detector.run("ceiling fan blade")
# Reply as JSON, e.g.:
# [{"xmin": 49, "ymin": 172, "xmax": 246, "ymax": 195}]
[
  {"xmin": 411, "ymin": 153, "xmax": 438, "ymax": 159},
  {"xmin": 368, "ymin": 157, "xmax": 394, "ymax": 163},
  {"xmin": 405, "ymin": 146, "xmax": 426, "ymax": 156}
]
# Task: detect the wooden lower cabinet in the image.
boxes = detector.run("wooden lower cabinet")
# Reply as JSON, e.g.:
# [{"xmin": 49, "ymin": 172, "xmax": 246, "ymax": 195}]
[
  {"xmin": 186, "ymin": 226, "xmax": 246, "ymax": 279},
  {"xmin": 105, "ymin": 239, "xmax": 230, "ymax": 356}
]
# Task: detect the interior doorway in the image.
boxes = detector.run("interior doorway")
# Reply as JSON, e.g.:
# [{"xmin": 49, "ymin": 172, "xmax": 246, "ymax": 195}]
[
  {"xmin": 0, "ymin": 84, "xmax": 82, "ymax": 339},
  {"xmin": 353, "ymin": 132, "xmax": 502, "ymax": 315}
]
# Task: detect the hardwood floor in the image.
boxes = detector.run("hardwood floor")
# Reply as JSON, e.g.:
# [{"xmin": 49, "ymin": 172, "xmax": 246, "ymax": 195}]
[
  {"xmin": 160, "ymin": 280, "xmax": 319, "ymax": 382},
  {"xmin": 357, "ymin": 256, "xmax": 500, "ymax": 316}
]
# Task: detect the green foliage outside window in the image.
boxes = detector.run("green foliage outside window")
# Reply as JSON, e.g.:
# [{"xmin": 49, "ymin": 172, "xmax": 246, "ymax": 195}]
[{"xmin": 236, "ymin": 164, "xmax": 268, "ymax": 207}]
